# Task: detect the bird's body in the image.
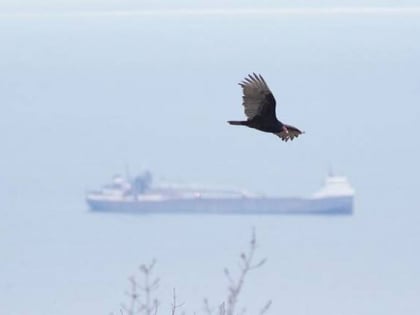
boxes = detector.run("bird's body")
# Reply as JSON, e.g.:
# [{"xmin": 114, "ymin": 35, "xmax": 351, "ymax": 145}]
[
  {"xmin": 228, "ymin": 117, "xmax": 281, "ymax": 133},
  {"xmin": 228, "ymin": 73, "xmax": 303, "ymax": 142}
]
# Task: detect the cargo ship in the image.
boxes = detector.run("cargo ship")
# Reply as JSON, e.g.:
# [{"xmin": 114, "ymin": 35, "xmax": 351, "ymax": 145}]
[{"xmin": 86, "ymin": 171, "xmax": 354, "ymax": 215}]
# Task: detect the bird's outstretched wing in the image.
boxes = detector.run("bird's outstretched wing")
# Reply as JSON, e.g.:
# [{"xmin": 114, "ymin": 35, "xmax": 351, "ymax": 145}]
[
  {"xmin": 275, "ymin": 125, "xmax": 304, "ymax": 142},
  {"xmin": 238, "ymin": 73, "xmax": 277, "ymax": 120}
]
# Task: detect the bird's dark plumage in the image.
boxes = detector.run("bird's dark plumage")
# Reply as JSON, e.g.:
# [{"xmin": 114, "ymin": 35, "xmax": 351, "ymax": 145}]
[{"xmin": 228, "ymin": 73, "xmax": 303, "ymax": 142}]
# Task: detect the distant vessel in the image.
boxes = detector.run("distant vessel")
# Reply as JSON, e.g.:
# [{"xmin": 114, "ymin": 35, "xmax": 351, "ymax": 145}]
[{"xmin": 86, "ymin": 171, "xmax": 354, "ymax": 215}]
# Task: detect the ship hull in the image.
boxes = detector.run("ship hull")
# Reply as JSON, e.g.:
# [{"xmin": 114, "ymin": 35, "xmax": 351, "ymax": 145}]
[{"xmin": 86, "ymin": 196, "xmax": 353, "ymax": 215}]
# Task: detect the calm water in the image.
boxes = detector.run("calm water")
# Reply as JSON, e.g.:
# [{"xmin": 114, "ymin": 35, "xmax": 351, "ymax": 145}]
[
  {"xmin": 2, "ymin": 196, "xmax": 419, "ymax": 314},
  {"xmin": 1, "ymin": 10, "xmax": 420, "ymax": 314}
]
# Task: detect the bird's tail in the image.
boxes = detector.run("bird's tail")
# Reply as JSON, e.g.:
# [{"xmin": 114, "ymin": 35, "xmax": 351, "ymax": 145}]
[{"xmin": 227, "ymin": 120, "xmax": 247, "ymax": 126}]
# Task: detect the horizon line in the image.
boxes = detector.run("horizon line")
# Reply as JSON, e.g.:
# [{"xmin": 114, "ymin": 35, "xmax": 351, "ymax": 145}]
[{"xmin": 2, "ymin": 6, "xmax": 420, "ymax": 18}]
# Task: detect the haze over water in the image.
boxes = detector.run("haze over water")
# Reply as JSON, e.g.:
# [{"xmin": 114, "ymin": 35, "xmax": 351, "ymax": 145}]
[{"xmin": 1, "ymin": 3, "xmax": 420, "ymax": 314}]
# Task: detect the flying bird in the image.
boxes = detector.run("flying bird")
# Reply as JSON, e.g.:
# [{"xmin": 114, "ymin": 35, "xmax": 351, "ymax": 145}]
[{"xmin": 228, "ymin": 73, "xmax": 304, "ymax": 142}]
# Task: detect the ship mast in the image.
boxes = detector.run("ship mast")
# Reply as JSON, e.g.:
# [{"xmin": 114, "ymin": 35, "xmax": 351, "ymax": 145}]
[
  {"xmin": 125, "ymin": 164, "xmax": 131, "ymax": 182},
  {"xmin": 328, "ymin": 163, "xmax": 335, "ymax": 177}
]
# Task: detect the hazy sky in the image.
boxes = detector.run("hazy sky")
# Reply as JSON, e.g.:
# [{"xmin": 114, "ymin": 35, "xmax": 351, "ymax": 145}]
[
  {"xmin": 2, "ymin": 2, "xmax": 419, "ymax": 198},
  {"xmin": 2, "ymin": 0, "xmax": 420, "ymax": 13}
]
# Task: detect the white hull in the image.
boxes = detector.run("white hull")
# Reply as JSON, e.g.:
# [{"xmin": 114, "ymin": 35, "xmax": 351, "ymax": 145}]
[{"xmin": 87, "ymin": 195, "xmax": 353, "ymax": 215}]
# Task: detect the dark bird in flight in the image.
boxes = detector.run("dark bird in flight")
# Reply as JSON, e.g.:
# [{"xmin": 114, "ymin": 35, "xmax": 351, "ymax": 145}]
[{"xmin": 228, "ymin": 73, "xmax": 304, "ymax": 142}]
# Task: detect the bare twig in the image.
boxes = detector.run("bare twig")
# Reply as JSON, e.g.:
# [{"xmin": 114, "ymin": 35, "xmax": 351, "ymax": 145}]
[
  {"xmin": 203, "ymin": 229, "xmax": 270, "ymax": 315},
  {"xmin": 171, "ymin": 288, "xmax": 184, "ymax": 315},
  {"xmin": 118, "ymin": 260, "xmax": 160, "ymax": 315},
  {"xmin": 259, "ymin": 300, "xmax": 272, "ymax": 315},
  {"xmin": 138, "ymin": 260, "xmax": 160, "ymax": 315},
  {"xmin": 203, "ymin": 298, "xmax": 214, "ymax": 315},
  {"xmin": 121, "ymin": 275, "xmax": 139, "ymax": 315},
  {"xmin": 225, "ymin": 229, "xmax": 266, "ymax": 315},
  {"xmin": 218, "ymin": 302, "xmax": 226, "ymax": 315}
]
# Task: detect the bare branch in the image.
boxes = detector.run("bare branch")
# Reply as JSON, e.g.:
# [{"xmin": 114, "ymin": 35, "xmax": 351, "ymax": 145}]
[
  {"xmin": 116, "ymin": 260, "xmax": 160, "ymax": 315},
  {"xmin": 171, "ymin": 288, "xmax": 184, "ymax": 315},
  {"xmin": 138, "ymin": 260, "xmax": 160, "ymax": 315},
  {"xmin": 218, "ymin": 302, "xmax": 226, "ymax": 315},
  {"xmin": 223, "ymin": 229, "xmax": 267, "ymax": 315},
  {"xmin": 203, "ymin": 298, "xmax": 214, "ymax": 315},
  {"xmin": 259, "ymin": 300, "xmax": 272, "ymax": 315},
  {"xmin": 250, "ymin": 258, "xmax": 267, "ymax": 270}
]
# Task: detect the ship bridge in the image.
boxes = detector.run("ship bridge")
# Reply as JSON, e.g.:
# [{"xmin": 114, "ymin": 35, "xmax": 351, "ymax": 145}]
[{"xmin": 312, "ymin": 176, "xmax": 355, "ymax": 198}]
